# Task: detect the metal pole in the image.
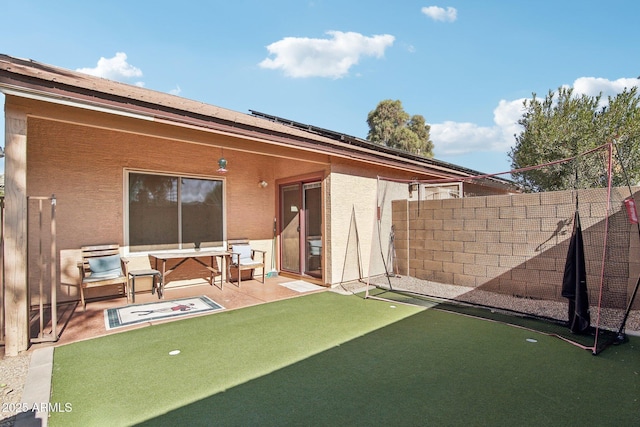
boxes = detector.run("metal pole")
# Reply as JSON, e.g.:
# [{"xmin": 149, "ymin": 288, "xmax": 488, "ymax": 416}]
[{"xmin": 50, "ymin": 195, "xmax": 57, "ymax": 339}]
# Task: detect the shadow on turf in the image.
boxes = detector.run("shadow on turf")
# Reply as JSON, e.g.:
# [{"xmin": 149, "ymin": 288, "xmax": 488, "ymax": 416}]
[
  {"xmin": 134, "ymin": 307, "xmax": 639, "ymax": 427},
  {"xmin": 366, "ymin": 288, "xmax": 628, "ymax": 355}
]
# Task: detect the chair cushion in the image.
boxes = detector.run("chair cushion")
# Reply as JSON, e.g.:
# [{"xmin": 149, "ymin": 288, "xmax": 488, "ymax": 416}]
[
  {"xmin": 88, "ymin": 254, "xmax": 122, "ymax": 279},
  {"xmin": 231, "ymin": 244, "xmax": 254, "ymax": 265}
]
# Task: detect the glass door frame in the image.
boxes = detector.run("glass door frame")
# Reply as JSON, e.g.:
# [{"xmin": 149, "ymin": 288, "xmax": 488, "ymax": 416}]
[{"xmin": 277, "ymin": 172, "xmax": 324, "ymax": 281}]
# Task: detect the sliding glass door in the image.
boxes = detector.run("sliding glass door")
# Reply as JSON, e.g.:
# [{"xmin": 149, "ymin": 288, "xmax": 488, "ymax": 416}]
[
  {"xmin": 303, "ymin": 182, "xmax": 322, "ymax": 277},
  {"xmin": 281, "ymin": 184, "xmax": 300, "ymax": 272},
  {"xmin": 280, "ymin": 179, "xmax": 322, "ymax": 278}
]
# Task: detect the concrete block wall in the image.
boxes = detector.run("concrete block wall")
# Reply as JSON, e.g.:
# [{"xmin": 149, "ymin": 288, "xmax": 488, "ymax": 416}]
[{"xmin": 392, "ymin": 188, "xmax": 640, "ymax": 309}]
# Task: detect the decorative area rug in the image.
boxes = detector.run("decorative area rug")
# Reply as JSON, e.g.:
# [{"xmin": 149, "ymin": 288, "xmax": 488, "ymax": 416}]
[
  {"xmin": 105, "ymin": 296, "xmax": 224, "ymax": 330},
  {"xmin": 279, "ymin": 280, "xmax": 325, "ymax": 293}
]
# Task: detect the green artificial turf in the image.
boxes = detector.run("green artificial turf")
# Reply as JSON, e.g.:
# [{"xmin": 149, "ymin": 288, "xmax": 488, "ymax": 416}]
[
  {"xmin": 49, "ymin": 292, "xmax": 422, "ymax": 426},
  {"xmin": 367, "ymin": 288, "xmax": 622, "ymax": 350},
  {"xmin": 49, "ymin": 292, "xmax": 639, "ymax": 426}
]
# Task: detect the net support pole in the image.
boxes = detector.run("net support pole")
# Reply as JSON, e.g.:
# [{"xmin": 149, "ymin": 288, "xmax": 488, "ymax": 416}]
[
  {"xmin": 592, "ymin": 142, "xmax": 614, "ymax": 354},
  {"xmin": 611, "ymin": 139, "xmax": 640, "ymax": 339},
  {"xmin": 339, "ymin": 206, "xmax": 363, "ymax": 287}
]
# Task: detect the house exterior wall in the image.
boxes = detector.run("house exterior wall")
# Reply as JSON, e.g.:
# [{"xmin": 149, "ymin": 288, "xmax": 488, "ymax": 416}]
[
  {"xmin": 0, "ymin": 53, "xmax": 527, "ymax": 354},
  {"xmin": 326, "ymin": 169, "xmax": 377, "ymax": 285},
  {"xmin": 20, "ymin": 99, "xmax": 329, "ymax": 303},
  {"xmin": 326, "ymin": 159, "xmax": 424, "ymax": 286},
  {"xmin": 391, "ymin": 188, "xmax": 640, "ymax": 310},
  {"xmin": 3, "ymin": 92, "xmax": 518, "ymax": 354}
]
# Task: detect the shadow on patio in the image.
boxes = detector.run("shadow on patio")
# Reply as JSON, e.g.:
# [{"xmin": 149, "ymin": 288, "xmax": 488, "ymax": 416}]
[{"xmin": 34, "ymin": 275, "xmax": 326, "ymax": 347}]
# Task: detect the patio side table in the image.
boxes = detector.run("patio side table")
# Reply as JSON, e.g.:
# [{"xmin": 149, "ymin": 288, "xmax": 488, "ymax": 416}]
[{"xmin": 128, "ymin": 269, "xmax": 163, "ymax": 303}]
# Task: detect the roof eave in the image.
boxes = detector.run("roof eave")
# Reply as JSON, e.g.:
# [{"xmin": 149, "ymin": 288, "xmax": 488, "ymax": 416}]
[{"xmin": 0, "ymin": 54, "xmax": 517, "ymax": 188}]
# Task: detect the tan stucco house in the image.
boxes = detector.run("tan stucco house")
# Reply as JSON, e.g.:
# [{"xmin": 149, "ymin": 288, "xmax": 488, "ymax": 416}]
[{"xmin": 0, "ymin": 54, "xmax": 516, "ymax": 355}]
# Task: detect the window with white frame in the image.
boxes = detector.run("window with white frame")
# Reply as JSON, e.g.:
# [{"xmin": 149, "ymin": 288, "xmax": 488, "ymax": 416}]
[
  {"xmin": 422, "ymin": 183, "xmax": 462, "ymax": 200},
  {"xmin": 127, "ymin": 171, "xmax": 224, "ymax": 252}
]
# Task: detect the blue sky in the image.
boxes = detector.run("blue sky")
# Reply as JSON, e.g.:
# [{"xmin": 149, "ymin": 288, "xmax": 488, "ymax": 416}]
[{"xmin": 1, "ymin": 0, "xmax": 639, "ymax": 175}]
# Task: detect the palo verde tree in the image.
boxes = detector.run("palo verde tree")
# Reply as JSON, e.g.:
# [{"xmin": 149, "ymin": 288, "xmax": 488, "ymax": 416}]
[
  {"xmin": 509, "ymin": 86, "xmax": 640, "ymax": 192},
  {"xmin": 367, "ymin": 99, "xmax": 434, "ymax": 157}
]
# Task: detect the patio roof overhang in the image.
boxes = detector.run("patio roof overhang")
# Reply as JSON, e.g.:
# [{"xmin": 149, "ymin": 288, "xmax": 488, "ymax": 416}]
[{"xmin": 0, "ymin": 54, "xmax": 517, "ymax": 191}]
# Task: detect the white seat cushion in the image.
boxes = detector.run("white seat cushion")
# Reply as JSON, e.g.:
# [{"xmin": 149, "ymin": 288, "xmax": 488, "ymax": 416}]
[{"xmin": 231, "ymin": 244, "xmax": 254, "ymax": 265}]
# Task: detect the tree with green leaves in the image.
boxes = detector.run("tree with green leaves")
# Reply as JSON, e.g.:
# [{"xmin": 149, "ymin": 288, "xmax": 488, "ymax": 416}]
[
  {"xmin": 509, "ymin": 86, "xmax": 640, "ymax": 192},
  {"xmin": 367, "ymin": 99, "xmax": 434, "ymax": 157}
]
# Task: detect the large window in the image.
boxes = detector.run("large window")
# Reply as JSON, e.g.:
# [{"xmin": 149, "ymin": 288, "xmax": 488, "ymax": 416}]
[{"xmin": 127, "ymin": 172, "xmax": 224, "ymax": 252}]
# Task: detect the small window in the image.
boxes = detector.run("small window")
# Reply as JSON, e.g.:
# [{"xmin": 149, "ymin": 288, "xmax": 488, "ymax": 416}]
[{"xmin": 127, "ymin": 172, "xmax": 224, "ymax": 252}]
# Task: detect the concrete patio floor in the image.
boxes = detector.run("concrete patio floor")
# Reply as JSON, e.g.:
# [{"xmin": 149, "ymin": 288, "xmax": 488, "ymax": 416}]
[{"xmin": 35, "ymin": 274, "xmax": 327, "ymax": 347}]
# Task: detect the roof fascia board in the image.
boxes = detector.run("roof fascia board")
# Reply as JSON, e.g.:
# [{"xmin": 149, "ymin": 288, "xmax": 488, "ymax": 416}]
[
  {"xmin": 2, "ymin": 81, "xmax": 457, "ymax": 178},
  {"xmin": 1, "ymin": 84, "xmax": 155, "ymax": 122},
  {"xmin": 0, "ymin": 60, "xmax": 515, "ymax": 187}
]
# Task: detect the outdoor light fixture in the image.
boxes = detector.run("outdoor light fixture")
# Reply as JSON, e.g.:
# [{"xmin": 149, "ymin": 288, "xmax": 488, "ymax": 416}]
[
  {"xmin": 217, "ymin": 157, "xmax": 227, "ymax": 173},
  {"xmin": 258, "ymin": 180, "xmax": 268, "ymax": 188},
  {"xmin": 217, "ymin": 148, "xmax": 227, "ymax": 174}
]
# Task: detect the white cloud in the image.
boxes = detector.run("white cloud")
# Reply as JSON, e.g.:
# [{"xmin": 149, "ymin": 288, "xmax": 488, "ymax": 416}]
[
  {"xmin": 169, "ymin": 85, "xmax": 182, "ymax": 96},
  {"xmin": 572, "ymin": 76, "xmax": 639, "ymax": 98},
  {"xmin": 421, "ymin": 6, "xmax": 457, "ymax": 22},
  {"xmin": 259, "ymin": 31, "xmax": 395, "ymax": 78},
  {"xmin": 432, "ymin": 99, "xmax": 525, "ymax": 157},
  {"xmin": 76, "ymin": 52, "xmax": 143, "ymax": 83},
  {"xmin": 431, "ymin": 76, "xmax": 640, "ymax": 165},
  {"xmin": 570, "ymin": 76, "xmax": 639, "ymax": 110},
  {"xmin": 493, "ymin": 98, "xmax": 527, "ymax": 149},
  {"xmin": 431, "ymin": 121, "xmax": 502, "ymax": 156}
]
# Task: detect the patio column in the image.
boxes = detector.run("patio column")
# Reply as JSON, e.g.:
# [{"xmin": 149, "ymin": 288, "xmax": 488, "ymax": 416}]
[{"xmin": 3, "ymin": 104, "xmax": 29, "ymax": 356}]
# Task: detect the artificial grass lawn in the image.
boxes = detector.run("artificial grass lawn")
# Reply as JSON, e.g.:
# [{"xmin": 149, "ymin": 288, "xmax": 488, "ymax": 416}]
[
  {"xmin": 50, "ymin": 292, "xmax": 639, "ymax": 426},
  {"xmin": 367, "ymin": 288, "xmax": 620, "ymax": 350},
  {"xmin": 49, "ymin": 292, "xmax": 422, "ymax": 426}
]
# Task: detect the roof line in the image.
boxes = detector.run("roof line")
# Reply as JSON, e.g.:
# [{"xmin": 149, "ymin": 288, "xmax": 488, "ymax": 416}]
[
  {"xmin": 249, "ymin": 109, "xmax": 515, "ymax": 186},
  {"xmin": 0, "ymin": 54, "xmax": 516, "ymax": 189}
]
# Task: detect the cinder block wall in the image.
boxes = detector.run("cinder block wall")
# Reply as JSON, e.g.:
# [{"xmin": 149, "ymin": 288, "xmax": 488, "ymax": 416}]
[{"xmin": 392, "ymin": 188, "xmax": 640, "ymax": 309}]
